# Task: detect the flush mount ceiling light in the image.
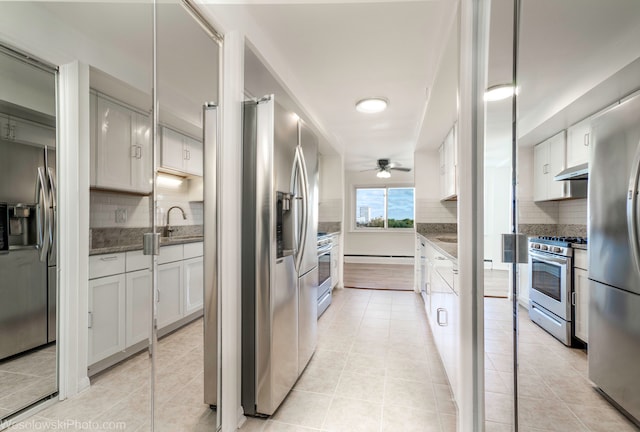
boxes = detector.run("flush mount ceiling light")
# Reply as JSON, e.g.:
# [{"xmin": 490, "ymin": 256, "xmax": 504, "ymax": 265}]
[
  {"xmin": 376, "ymin": 170, "xmax": 391, "ymax": 179},
  {"xmin": 484, "ymin": 84, "xmax": 516, "ymax": 102},
  {"xmin": 355, "ymin": 98, "xmax": 388, "ymax": 113}
]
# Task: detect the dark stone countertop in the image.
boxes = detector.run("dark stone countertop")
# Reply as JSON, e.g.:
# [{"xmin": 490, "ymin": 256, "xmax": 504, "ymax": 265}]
[{"xmin": 89, "ymin": 236, "xmax": 204, "ymax": 256}]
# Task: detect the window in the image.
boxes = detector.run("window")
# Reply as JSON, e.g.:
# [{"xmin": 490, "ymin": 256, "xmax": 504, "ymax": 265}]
[{"xmin": 355, "ymin": 187, "xmax": 414, "ymax": 229}]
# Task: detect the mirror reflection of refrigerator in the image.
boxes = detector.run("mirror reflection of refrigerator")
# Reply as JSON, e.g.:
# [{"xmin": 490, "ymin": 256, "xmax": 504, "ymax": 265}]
[
  {"xmin": 240, "ymin": 96, "xmax": 319, "ymax": 417},
  {"xmin": 0, "ymin": 138, "xmax": 57, "ymax": 360}
]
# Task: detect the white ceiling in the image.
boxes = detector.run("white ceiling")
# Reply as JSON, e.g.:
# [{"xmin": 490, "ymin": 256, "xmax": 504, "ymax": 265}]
[
  {"xmin": 209, "ymin": 0, "xmax": 640, "ymax": 171},
  {"xmin": 8, "ymin": 1, "xmax": 640, "ymax": 173},
  {"xmin": 208, "ymin": 0, "xmax": 458, "ymax": 171}
]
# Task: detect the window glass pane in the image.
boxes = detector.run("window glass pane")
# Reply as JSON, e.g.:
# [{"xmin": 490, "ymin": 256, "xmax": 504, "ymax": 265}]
[
  {"xmin": 355, "ymin": 188, "xmax": 385, "ymax": 228},
  {"xmin": 388, "ymin": 188, "xmax": 414, "ymax": 228}
]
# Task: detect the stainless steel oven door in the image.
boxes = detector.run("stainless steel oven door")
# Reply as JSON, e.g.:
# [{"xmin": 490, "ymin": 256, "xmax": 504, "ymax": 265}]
[
  {"xmin": 528, "ymin": 250, "xmax": 572, "ymax": 320},
  {"xmin": 317, "ymin": 244, "xmax": 332, "ymax": 297}
]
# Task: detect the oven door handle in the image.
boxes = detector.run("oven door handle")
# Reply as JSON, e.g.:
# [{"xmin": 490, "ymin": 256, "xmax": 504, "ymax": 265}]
[
  {"xmin": 317, "ymin": 244, "xmax": 332, "ymax": 256},
  {"xmin": 528, "ymin": 249, "xmax": 568, "ymax": 265}
]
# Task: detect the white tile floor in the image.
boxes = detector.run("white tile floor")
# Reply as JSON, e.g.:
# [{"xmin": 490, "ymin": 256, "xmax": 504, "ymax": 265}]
[
  {"xmin": 240, "ymin": 288, "xmax": 456, "ymax": 432},
  {"xmin": 484, "ymin": 297, "xmax": 640, "ymax": 432},
  {"xmin": 0, "ymin": 344, "xmax": 57, "ymax": 419},
  {"xmin": 6, "ymin": 320, "xmax": 212, "ymax": 432},
  {"xmin": 6, "ymin": 287, "xmax": 637, "ymax": 432}
]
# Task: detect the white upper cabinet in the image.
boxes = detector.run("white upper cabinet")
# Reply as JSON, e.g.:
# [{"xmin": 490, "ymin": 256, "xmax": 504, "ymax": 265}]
[
  {"xmin": 439, "ymin": 124, "xmax": 457, "ymax": 201},
  {"xmin": 0, "ymin": 113, "xmax": 55, "ymax": 148},
  {"xmin": 533, "ymin": 131, "xmax": 567, "ymax": 201},
  {"xmin": 566, "ymin": 117, "xmax": 591, "ymax": 168},
  {"xmin": 160, "ymin": 126, "xmax": 203, "ymax": 177},
  {"xmin": 93, "ymin": 93, "xmax": 152, "ymax": 194}
]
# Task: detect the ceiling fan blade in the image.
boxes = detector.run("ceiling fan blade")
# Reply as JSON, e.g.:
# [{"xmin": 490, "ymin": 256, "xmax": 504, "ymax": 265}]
[
  {"xmin": 359, "ymin": 167, "xmax": 379, "ymax": 172},
  {"xmin": 390, "ymin": 167, "xmax": 412, "ymax": 172}
]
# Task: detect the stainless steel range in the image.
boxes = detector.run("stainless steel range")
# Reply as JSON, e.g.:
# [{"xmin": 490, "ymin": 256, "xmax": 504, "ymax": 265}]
[{"xmin": 528, "ymin": 236, "xmax": 587, "ymax": 346}]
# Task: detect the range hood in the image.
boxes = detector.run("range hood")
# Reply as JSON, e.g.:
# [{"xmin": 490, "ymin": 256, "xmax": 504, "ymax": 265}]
[{"xmin": 554, "ymin": 162, "xmax": 589, "ymax": 181}]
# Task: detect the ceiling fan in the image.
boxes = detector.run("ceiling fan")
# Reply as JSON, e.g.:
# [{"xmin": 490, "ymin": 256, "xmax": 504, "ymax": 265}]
[{"xmin": 362, "ymin": 159, "xmax": 412, "ymax": 178}]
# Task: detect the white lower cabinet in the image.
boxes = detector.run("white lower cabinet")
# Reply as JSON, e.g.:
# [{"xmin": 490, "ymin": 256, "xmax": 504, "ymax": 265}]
[
  {"xmin": 88, "ymin": 274, "xmax": 126, "ymax": 365},
  {"xmin": 157, "ymin": 261, "xmax": 184, "ymax": 329},
  {"xmin": 184, "ymin": 257, "xmax": 204, "ymax": 314},
  {"xmin": 88, "ymin": 242, "xmax": 203, "ymax": 368},
  {"xmin": 125, "ymin": 269, "xmax": 151, "ymax": 347},
  {"xmin": 422, "ymin": 238, "xmax": 459, "ymax": 401}
]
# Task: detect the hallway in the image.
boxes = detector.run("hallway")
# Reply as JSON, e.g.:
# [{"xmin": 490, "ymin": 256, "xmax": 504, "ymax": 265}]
[{"xmin": 240, "ymin": 288, "xmax": 456, "ymax": 432}]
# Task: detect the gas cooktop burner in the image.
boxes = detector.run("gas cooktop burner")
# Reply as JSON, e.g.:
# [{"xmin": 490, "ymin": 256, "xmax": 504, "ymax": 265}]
[{"xmin": 532, "ymin": 236, "xmax": 588, "ymax": 246}]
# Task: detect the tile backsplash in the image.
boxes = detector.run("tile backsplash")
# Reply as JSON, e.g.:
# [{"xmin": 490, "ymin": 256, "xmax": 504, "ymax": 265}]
[
  {"xmin": 319, "ymin": 199, "xmax": 342, "ymax": 222},
  {"xmin": 518, "ymin": 200, "xmax": 559, "ymax": 225},
  {"xmin": 415, "ymin": 199, "xmax": 457, "ymax": 223},
  {"xmin": 558, "ymin": 199, "xmax": 587, "ymax": 225},
  {"xmin": 91, "ymin": 183, "xmax": 203, "ymax": 229}
]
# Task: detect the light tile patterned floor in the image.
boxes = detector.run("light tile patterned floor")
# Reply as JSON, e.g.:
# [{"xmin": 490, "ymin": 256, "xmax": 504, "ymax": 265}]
[
  {"xmin": 0, "ymin": 344, "xmax": 57, "ymax": 419},
  {"xmin": 240, "ymin": 287, "xmax": 456, "ymax": 432},
  {"xmin": 6, "ymin": 320, "xmax": 212, "ymax": 432},
  {"xmin": 484, "ymin": 298, "xmax": 640, "ymax": 432}
]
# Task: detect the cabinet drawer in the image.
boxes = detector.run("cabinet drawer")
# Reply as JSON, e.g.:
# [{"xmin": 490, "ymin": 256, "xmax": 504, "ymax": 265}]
[
  {"xmin": 574, "ymin": 249, "xmax": 588, "ymax": 270},
  {"xmin": 159, "ymin": 244, "xmax": 184, "ymax": 264},
  {"xmin": 184, "ymin": 242, "xmax": 204, "ymax": 259},
  {"xmin": 89, "ymin": 253, "xmax": 126, "ymax": 279},
  {"xmin": 126, "ymin": 250, "xmax": 150, "ymax": 272}
]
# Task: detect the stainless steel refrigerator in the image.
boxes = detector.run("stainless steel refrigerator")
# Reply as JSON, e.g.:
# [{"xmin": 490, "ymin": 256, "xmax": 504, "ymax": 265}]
[
  {"xmin": 0, "ymin": 132, "xmax": 57, "ymax": 360},
  {"xmin": 241, "ymin": 96, "xmax": 318, "ymax": 416},
  {"xmin": 589, "ymin": 92, "xmax": 640, "ymax": 426}
]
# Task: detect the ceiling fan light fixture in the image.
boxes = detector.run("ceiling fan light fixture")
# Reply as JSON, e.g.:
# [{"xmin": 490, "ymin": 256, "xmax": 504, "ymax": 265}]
[
  {"xmin": 376, "ymin": 170, "xmax": 391, "ymax": 179},
  {"xmin": 484, "ymin": 84, "xmax": 516, "ymax": 102},
  {"xmin": 356, "ymin": 98, "xmax": 388, "ymax": 113}
]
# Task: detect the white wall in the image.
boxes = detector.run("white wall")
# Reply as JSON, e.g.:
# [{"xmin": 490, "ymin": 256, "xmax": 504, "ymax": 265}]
[
  {"xmin": 414, "ymin": 150, "xmax": 457, "ymax": 223},
  {"xmin": 343, "ymin": 169, "xmax": 415, "ymax": 258},
  {"xmin": 484, "ymin": 163, "xmax": 510, "ymax": 270},
  {"xmin": 318, "ymin": 154, "xmax": 344, "ymax": 223}
]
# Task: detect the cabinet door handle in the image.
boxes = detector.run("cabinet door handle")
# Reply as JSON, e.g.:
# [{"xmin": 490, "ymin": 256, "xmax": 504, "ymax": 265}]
[
  {"xmin": 100, "ymin": 255, "xmax": 118, "ymax": 261},
  {"xmin": 156, "ymin": 289, "xmax": 160, "ymax": 303},
  {"xmin": 136, "ymin": 146, "xmax": 142, "ymax": 159},
  {"xmin": 584, "ymin": 133, "xmax": 590, "ymax": 146},
  {"xmin": 437, "ymin": 308, "xmax": 448, "ymax": 326},
  {"xmin": 543, "ymin": 163, "xmax": 549, "ymax": 174},
  {"xmin": 9, "ymin": 124, "xmax": 15, "ymax": 140},
  {"xmin": 184, "ymin": 149, "xmax": 188, "ymax": 161},
  {"xmin": 88, "ymin": 311, "xmax": 93, "ymax": 329},
  {"xmin": 571, "ymin": 291, "xmax": 576, "ymax": 306}
]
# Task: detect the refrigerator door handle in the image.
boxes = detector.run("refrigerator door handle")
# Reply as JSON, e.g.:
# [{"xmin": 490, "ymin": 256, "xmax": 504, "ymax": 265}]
[
  {"xmin": 627, "ymin": 146, "xmax": 640, "ymax": 274},
  {"xmin": 295, "ymin": 146, "xmax": 309, "ymax": 272},
  {"xmin": 47, "ymin": 167, "xmax": 56, "ymax": 257},
  {"xmin": 36, "ymin": 167, "xmax": 50, "ymax": 262}
]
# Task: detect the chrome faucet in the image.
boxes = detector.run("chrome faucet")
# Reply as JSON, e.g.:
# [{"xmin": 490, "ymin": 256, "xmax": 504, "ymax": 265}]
[{"xmin": 166, "ymin": 206, "xmax": 187, "ymax": 238}]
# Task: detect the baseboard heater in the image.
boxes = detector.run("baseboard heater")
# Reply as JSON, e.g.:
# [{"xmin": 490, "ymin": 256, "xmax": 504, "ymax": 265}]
[
  {"xmin": 344, "ymin": 254, "xmax": 415, "ymax": 265},
  {"xmin": 344, "ymin": 254, "xmax": 414, "ymax": 258}
]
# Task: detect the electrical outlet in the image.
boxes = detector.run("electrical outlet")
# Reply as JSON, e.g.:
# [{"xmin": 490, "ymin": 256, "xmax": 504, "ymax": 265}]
[{"xmin": 115, "ymin": 208, "xmax": 127, "ymax": 224}]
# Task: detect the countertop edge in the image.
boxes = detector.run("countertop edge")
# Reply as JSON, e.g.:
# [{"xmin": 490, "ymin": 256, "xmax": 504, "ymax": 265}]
[
  {"xmin": 417, "ymin": 232, "xmax": 458, "ymax": 262},
  {"xmin": 90, "ymin": 237, "xmax": 204, "ymax": 256}
]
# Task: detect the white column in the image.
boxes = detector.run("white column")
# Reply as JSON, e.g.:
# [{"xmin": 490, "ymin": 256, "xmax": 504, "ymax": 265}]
[
  {"xmin": 458, "ymin": 0, "xmax": 490, "ymax": 430},
  {"xmin": 58, "ymin": 61, "xmax": 91, "ymax": 398},
  {"xmin": 219, "ymin": 30, "xmax": 245, "ymax": 432}
]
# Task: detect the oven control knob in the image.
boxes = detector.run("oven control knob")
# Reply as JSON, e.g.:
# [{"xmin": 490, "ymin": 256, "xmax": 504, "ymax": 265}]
[
  {"xmin": 541, "ymin": 245, "xmax": 548, "ymax": 251},
  {"xmin": 553, "ymin": 247, "xmax": 562, "ymax": 253}
]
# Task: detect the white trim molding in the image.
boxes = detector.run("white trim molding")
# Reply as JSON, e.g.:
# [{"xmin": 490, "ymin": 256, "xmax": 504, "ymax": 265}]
[
  {"xmin": 218, "ymin": 30, "xmax": 245, "ymax": 432},
  {"xmin": 58, "ymin": 61, "xmax": 91, "ymax": 399}
]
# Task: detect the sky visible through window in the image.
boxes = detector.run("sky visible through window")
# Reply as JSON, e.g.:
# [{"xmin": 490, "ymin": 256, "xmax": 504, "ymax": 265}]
[{"xmin": 356, "ymin": 187, "xmax": 414, "ymax": 228}]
